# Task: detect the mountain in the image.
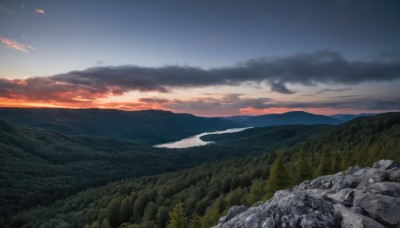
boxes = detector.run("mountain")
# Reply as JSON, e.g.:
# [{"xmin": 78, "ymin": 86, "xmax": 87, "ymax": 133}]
[
  {"xmin": 330, "ymin": 113, "xmax": 376, "ymax": 121},
  {"xmin": 221, "ymin": 115, "xmax": 253, "ymax": 122},
  {"xmin": 200, "ymin": 125, "xmax": 331, "ymax": 149},
  {"xmin": 235, "ymin": 111, "xmax": 343, "ymax": 127},
  {"xmin": 8, "ymin": 112, "xmax": 400, "ymax": 227},
  {"xmin": 0, "ymin": 108, "xmax": 242, "ymax": 144}
]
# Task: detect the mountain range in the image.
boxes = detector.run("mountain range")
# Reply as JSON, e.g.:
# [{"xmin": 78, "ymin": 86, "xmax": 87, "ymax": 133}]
[
  {"xmin": 0, "ymin": 108, "xmax": 373, "ymax": 146},
  {"xmin": 225, "ymin": 111, "xmax": 343, "ymax": 127},
  {"xmin": 0, "ymin": 108, "xmax": 242, "ymax": 144}
]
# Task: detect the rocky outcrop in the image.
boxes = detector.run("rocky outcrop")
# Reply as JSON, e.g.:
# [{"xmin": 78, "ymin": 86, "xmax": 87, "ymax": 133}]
[{"xmin": 215, "ymin": 160, "xmax": 400, "ymax": 228}]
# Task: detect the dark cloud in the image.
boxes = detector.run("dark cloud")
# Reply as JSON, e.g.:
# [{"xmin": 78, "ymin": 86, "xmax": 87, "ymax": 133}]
[
  {"xmin": 139, "ymin": 98, "xmax": 170, "ymax": 103},
  {"xmin": 270, "ymin": 82, "xmax": 294, "ymax": 94},
  {"xmin": 37, "ymin": 51, "xmax": 400, "ymax": 93},
  {"xmin": 247, "ymin": 97, "xmax": 400, "ymax": 111},
  {"xmin": 1, "ymin": 51, "xmax": 399, "ymax": 103},
  {"xmin": 314, "ymin": 88, "xmax": 353, "ymax": 95},
  {"xmin": 162, "ymin": 94, "xmax": 271, "ymax": 110},
  {"xmin": 134, "ymin": 93, "xmax": 400, "ymax": 115}
]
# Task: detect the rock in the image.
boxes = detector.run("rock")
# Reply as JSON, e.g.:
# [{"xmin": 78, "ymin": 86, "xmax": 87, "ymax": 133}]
[
  {"xmin": 348, "ymin": 166, "xmax": 362, "ymax": 175},
  {"xmin": 373, "ymin": 160, "xmax": 400, "ymax": 170},
  {"xmin": 326, "ymin": 188, "xmax": 353, "ymax": 206},
  {"xmin": 344, "ymin": 190, "xmax": 355, "ymax": 202},
  {"xmin": 218, "ymin": 216, "xmax": 227, "ymax": 224},
  {"xmin": 368, "ymin": 182, "xmax": 400, "ymax": 197},
  {"xmin": 354, "ymin": 192, "xmax": 400, "ymax": 227},
  {"xmin": 245, "ymin": 214, "xmax": 258, "ymax": 228},
  {"xmin": 216, "ymin": 190, "xmax": 341, "ymax": 228},
  {"xmin": 219, "ymin": 205, "xmax": 247, "ymax": 223},
  {"xmin": 310, "ymin": 174, "xmax": 335, "ymax": 189},
  {"xmin": 217, "ymin": 160, "xmax": 400, "ymax": 228},
  {"xmin": 351, "ymin": 206, "xmax": 364, "ymax": 214},
  {"xmin": 356, "ymin": 169, "xmax": 387, "ymax": 189},
  {"xmin": 389, "ymin": 169, "xmax": 400, "ymax": 182},
  {"xmin": 334, "ymin": 204, "xmax": 385, "ymax": 228},
  {"xmin": 332, "ymin": 173, "xmax": 361, "ymax": 192}
]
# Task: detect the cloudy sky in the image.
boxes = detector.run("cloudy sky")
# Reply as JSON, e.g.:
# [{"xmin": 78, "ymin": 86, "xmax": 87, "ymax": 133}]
[{"xmin": 0, "ymin": 0, "xmax": 399, "ymax": 116}]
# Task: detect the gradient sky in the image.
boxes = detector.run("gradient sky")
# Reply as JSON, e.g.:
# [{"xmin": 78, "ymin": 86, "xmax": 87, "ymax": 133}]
[{"xmin": 0, "ymin": 0, "xmax": 399, "ymax": 116}]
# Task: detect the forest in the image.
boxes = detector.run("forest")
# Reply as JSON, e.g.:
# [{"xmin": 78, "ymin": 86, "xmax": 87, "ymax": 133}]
[
  {"xmin": 3, "ymin": 112, "xmax": 399, "ymax": 227},
  {"xmin": 0, "ymin": 120, "xmax": 326, "ymax": 226}
]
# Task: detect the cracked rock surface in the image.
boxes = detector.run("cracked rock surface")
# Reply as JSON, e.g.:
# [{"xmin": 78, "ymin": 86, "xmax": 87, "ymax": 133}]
[{"xmin": 215, "ymin": 160, "xmax": 400, "ymax": 228}]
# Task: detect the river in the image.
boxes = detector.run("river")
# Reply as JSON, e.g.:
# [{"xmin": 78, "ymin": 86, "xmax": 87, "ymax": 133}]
[{"xmin": 154, "ymin": 127, "xmax": 251, "ymax": 149}]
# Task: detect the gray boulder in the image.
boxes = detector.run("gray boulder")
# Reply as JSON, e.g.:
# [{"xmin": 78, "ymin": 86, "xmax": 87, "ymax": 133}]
[
  {"xmin": 334, "ymin": 204, "xmax": 385, "ymax": 228},
  {"xmin": 373, "ymin": 160, "xmax": 400, "ymax": 170},
  {"xmin": 218, "ymin": 205, "xmax": 247, "ymax": 224},
  {"xmin": 354, "ymin": 193, "xmax": 400, "ymax": 227},
  {"xmin": 217, "ymin": 160, "xmax": 400, "ymax": 228},
  {"xmin": 216, "ymin": 190, "xmax": 341, "ymax": 228}
]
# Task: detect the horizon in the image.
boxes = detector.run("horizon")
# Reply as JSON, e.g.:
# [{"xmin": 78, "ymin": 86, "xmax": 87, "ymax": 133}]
[
  {"xmin": 0, "ymin": 105, "xmax": 387, "ymax": 118},
  {"xmin": 1, "ymin": 0, "xmax": 399, "ymax": 115}
]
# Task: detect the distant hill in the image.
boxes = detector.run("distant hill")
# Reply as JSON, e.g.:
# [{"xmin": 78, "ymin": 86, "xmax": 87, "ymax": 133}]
[
  {"xmin": 222, "ymin": 115, "xmax": 253, "ymax": 122},
  {"xmin": 0, "ymin": 108, "xmax": 242, "ymax": 144},
  {"xmin": 229, "ymin": 111, "xmax": 343, "ymax": 127},
  {"xmin": 330, "ymin": 113, "xmax": 376, "ymax": 121},
  {"xmin": 201, "ymin": 125, "xmax": 331, "ymax": 149}
]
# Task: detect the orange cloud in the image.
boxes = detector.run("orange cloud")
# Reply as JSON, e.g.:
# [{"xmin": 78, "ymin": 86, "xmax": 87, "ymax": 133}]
[
  {"xmin": 0, "ymin": 36, "xmax": 35, "ymax": 53},
  {"xmin": 35, "ymin": 8, "xmax": 45, "ymax": 14}
]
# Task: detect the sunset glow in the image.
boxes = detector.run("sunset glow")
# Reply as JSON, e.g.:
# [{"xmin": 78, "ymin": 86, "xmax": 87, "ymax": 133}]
[{"xmin": 1, "ymin": 0, "xmax": 399, "ymax": 116}]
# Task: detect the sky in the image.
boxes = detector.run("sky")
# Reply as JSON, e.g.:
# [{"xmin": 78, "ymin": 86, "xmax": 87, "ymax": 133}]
[{"xmin": 0, "ymin": 0, "xmax": 399, "ymax": 116}]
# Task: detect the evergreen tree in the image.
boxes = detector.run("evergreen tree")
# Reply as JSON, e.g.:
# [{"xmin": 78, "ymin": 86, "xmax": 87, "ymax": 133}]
[
  {"xmin": 329, "ymin": 151, "xmax": 340, "ymax": 173},
  {"xmin": 107, "ymin": 198, "xmax": 121, "ymax": 228},
  {"xmin": 167, "ymin": 202, "xmax": 186, "ymax": 228},
  {"xmin": 247, "ymin": 178, "xmax": 265, "ymax": 204},
  {"xmin": 101, "ymin": 219, "xmax": 112, "ymax": 228},
  {"xmin": 313, "ymin": 150, "xmax": 330, "ymax": 178},
  {"xmin": 265, "ymin": 154, "xmax": 289, "ymax": 198},
  {"xmin": 293, "ymin": 153, "xmax": 311, "ymax": 184},
  {"xmin": 119, "ymin": 197, "xmax": 132, "ymax": 224},
  {"xmin": 188, "ymin": 214, "xmax": 202, "ymax": 228}
]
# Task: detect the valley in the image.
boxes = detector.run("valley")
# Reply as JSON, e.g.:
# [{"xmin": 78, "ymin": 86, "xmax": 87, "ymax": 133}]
[
  {"xmin": 154, "ymin": 127, "xmax": 251, "ymax": 148},
  {"xmin": 2, "ymin": 2, "xmax": 399, "ymax": 227},
  {"xmin": 1, "ymin": 109, "xmax": 399, "ymax": 227}
]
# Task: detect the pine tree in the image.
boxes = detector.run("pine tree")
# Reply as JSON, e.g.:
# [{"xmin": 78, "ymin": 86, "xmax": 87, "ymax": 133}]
[
  {"xmin": 107, "ymin": 198, "xmax": 121, "ymax": 228},
  {"xmin": 101, "ymin": 219, "xmax": 112, "ymax": 228},
  {"xmin": 265, "ymin": 154, "xmax": 289, "ymax": 198},
  {"xmin": 329, "ymin": 151, "xmax": 340, "ymax": 173},
  {"xmin": 188, "ymin": 214, "xmax": 202, "ymax": 228},
  {"xmin": 119, "ymin": 197, "xmax": 132, "ymax": 224},
  {"xmin": 247, "ymin": 178, "xmax": 265, "ymax": 204},
  {"xmin": 293, "ymin": 153, "xmax": 312, "ymax": 184},
  {"xmin": 167, "ymin": 202, "xmax": 186, "ymax": 228},
  {"xmin": 313, "ymin": 150, "xmax": 330, "ymax": 178}
]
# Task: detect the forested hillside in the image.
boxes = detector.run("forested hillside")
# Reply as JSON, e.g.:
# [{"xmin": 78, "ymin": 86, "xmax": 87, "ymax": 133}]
[
  {"xmin": 235, "ymin": 111, "xmax": 343, "ymax": 127},
  {"xmin": 0, "ymin": 108, "xmax": 242, "ymax": 144},
  {"xmin": 201, "ymin": 125, "xmax": 331, "ymax": 149},
  {"xmin": 9, "ymin": 112, "xmax": 400, "ymax": 227},
  {"xmin": 0, "ymin": 120, "xmax": 324, "ymax": 226}
]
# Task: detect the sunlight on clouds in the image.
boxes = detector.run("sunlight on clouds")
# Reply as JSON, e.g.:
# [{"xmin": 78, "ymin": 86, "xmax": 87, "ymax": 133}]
[
  {"xmin": 0, "ymin": 37, "xmax": 35, "ymax": 53},
  {"xmin": 35, "ymin": 9, "xmax": 45, "ymax": 14}
]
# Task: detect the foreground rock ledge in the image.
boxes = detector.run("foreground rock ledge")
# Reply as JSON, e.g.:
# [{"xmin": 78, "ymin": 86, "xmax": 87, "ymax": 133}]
[{"xmin": 215, "ymin": 160, "xmax": 400, "ymax": 228}]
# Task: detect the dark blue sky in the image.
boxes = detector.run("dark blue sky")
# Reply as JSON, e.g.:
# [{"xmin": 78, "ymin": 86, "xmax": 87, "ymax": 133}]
[
  {"xmin": 0, "ymin": 0, "xmax": 399, "ymax": 115},
  {"xmin": 2, "ymin": 0, "xmax": 400, "ymax": 76}
]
